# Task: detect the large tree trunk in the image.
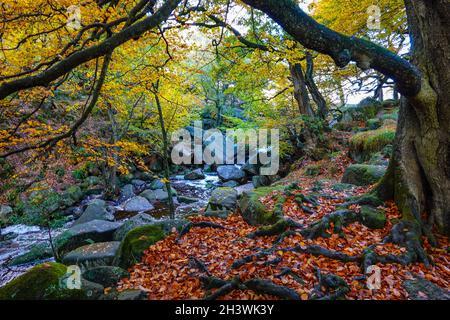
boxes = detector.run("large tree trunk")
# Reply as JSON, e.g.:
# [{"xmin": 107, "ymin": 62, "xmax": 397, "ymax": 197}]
[
  {"xmin": 377, "ymin": 0, "xmax": 450, "ymax": 236},
  {"xmin": 289, "ymin": 62, "xmax": 314, "ymax": 116},
  {"xmin": 242, "ymin": 0, "xmax": 449, "ymax": 237}
]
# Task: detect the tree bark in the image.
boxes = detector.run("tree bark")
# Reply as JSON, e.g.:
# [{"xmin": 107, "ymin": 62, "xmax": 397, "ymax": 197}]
[
  {"xmin": 305, "ymin": 53, "xmax": 328, "ymax": 119},
  {"xmin": 377, "ymin": 0, "xmax": 450, "ymax": 236},
  {"xmin": 288, "ymin": 62, "xmax": 314, "ymax": 117}
]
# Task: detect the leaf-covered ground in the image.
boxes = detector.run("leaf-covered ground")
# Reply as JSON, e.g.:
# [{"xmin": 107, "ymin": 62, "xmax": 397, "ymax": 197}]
[{"xmin": 117, "ymin": 154, "xmax": 450, "ymax": 300}]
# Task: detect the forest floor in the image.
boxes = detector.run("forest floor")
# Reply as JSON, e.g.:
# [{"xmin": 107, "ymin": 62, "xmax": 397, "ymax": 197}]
[{"xmin": 116, "ymin": 151, "xmax": 450, "ymax": 300}]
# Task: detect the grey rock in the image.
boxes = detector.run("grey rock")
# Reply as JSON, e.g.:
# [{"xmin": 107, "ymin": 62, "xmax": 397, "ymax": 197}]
[
  {"xmin": 184, "ymin": 169, "xmax": 205, "ymax": 180},
  {"xmin": 113, "ymin": 213, "xmax": 154, "ymax": 241},
  {"xmin": 74, "ymin": 201, "xmax": 114, "ymax": 226},
  {"xmin": 119, "ymin": 184, "xmax": 135, "ymax": 202},
  {"xmin": 208, "ymin": 187, "xmax": 238, "ymax": 211},
  {"xmin": 123, "ymin": 196, "xmax": 154, "ymax": 212},
  {"xmin": 234, "ymin": 183, "xmax": 254, "ymax": 197},
  {"xmin": 222, "ymin": 180, "xmax": 239, "ymax": 188},
  {"xmin": 217, "ymin": 165, "xmax": 246, "ymax": 183},
  {"xmin": 62, "ymin": 241, "xmax": 121, "ymax": 269},
  {"xmin": 82, "ymin": 266, "xmax": 129, "ymax": 287}
]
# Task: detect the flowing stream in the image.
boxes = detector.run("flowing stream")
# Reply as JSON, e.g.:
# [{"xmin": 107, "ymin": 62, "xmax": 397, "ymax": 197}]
[{"xmin": 0, "ymin": 173, "xmax": 220, "ymax": 286}]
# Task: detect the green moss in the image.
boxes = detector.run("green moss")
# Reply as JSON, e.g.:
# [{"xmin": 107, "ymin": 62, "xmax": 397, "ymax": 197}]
[
  {"xmin": 360, "ymin": 206, "xmax": 387, "ymax": 229},
  {"xmin": 238, "ymin": 186, "xmax": 286, "ymax": 226},
  {"xmin": 0, "ymin": 262, "xmax": 85, "ymax": 300},
  {"xmin": 350, "ymin": 125, "xmax": 396, "ymax": 162},
  {"xmin": 342, "ymin": 164, "xmax": 387, "ymax": 186},
  {"xmin": 114, "ymin": 225, "xmax": 167, "ymax": 268}
]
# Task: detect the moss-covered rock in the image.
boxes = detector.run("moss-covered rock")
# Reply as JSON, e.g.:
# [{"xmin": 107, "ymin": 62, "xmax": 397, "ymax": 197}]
[
  {"xmin": 82, "ymin": 266, "xmax": 129, "ymax": 287},
  {"xmin": 60, "ymin": 186, "xmax": 84, "ymax": 207},
  {"xmin": 238, "ymin": 186, "xmax": 284, "ymax": 226},
  {"xmin": 342, "ymin": 164, "xmax": 387, "ymax": 186},
  {"xmin": 113, "ymin": 225, "xmax": 167, "ymax": 268},
  {"xmin": 0, "ymin": 262, "xmax": 85, "ymax": 300},
  {"xmin": 360, "ymin": 205, "xmax": 387, "ymax": 229},
  {"xmin": 349, "ymin": 125, "xmax": 396, "ymax": 162},
  {"xmin": 340, "ymin": 98, "xmax": 382, "ymax": 123}
]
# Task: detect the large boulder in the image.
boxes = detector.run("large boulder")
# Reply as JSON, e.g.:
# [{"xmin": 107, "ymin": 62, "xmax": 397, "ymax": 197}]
[
  {"xmin": 341, "ymin": 98, "xmax": 382, "ymax": 123},
  {"xmin": 113, "ymin": 213, "xmax": 154, "ymax": 241},
  {"xmin": 360, "ymin": 206, "xmax": 386, "ymax": 229},
  {"xmin": 139, "ymin": 189, "xmax": 157, "ymax": 202},
  {"xmin": 113, "ymin": 225, "xmax": 167, "ymax": 268},
  {"xmin": 342, "ymin": 164, "xmax": 386, "ymax": 186},
  {"xmin": 205, "ymin": 188, "xmax": 238, "ymax": 218},
  {"xmin": 123, "ymin": 196, "xmax": 154, "ymax": 212},
  {"xmin": 82, "ymin": 266, "xmax": 129, "ymax": 287},
  {"xmin": 62, "ymin": 241, "xmax": 121, "ymax": 269},
  {"xmin": 119, "ymin": 184, "xmax": 135, "ymax": 202},
  {"xmin": 207, "ymin": 188, "xmax": 238, "ymax": 211},
  {"xmin": 234, "ymin": 183, "xmax": 254, "ymax": 197},
  {"xmin": 60, "ymin": 186, "xmax": 84, "ymax": 207},
  {"xmin": 217, "ymin": 165, "xmax": 246, "ymax": 183},
  {"xmin": 252, "ymin": 175, "xmax": 271, "ymax": 188},
  {"xmin": 238, "ymin": 187, "xmax": 282, "ymax": 226},
  {"xmin": 184, "ymin": 169, "xmax": 205, "ymax": 180},
  {"xmin": 73, "ymin": 201, "xmax": 114, "ymax": 226},
  {"xmin": 0, "ymin": 262, "xmax": 85, "ymax": 300},
  {"xmin": 114, "ymin": 220, "xmax": 186, "ymax": 268}
]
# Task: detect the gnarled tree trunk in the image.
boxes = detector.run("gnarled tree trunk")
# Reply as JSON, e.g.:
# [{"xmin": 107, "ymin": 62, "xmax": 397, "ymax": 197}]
[
  {"xmin": 242, "ymin": 0, "xmax": 449, "ymax": 236},
  {"xmin": 377, "ymin": 0, "xmax": 450, "ymax": 236}
]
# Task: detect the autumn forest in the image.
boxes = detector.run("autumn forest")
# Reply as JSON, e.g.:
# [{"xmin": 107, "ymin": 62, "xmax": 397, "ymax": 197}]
[{"xmin": 0, "ymin": 0, "xmax": 449, "ymax": 304}]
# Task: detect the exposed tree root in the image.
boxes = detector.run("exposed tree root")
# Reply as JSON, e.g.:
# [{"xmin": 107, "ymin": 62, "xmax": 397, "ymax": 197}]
[
  {"xmin": 275, "ymin": 267, "xmax": 305, "ymax": 285},
  {"xmin": 188, "ymin": 256, "xmax": 211, "ymax": 276},
  {"xmin": 337, "ymin": 194, "xmax": 383, "ymax": 208},
  {"xmin": 231, "ymin": 248, "xmax": 276, "ymax": 269},
  {"xmin": 284, "ymin": 245, "xmax": 360, "ymax": 263},
  {"xmin": 247, "ymin": 218, "xmax": 304, "ymax": 239},
  {"xmin": 300, "ymin": 210, "xmax": 358, "ymax": 239},
  {"xmin": 200, "ymin": 276, "xmax": 300, "ymax": 300},
  {"xmin": 176, "ymin": 221, "xmax": 226, "ymax": 243},
  {"xmin": 309, "ymin": 267, "xmax": 350, "ymax": 300},
  {"xmin": 244, "ymin": 278, "xmax": 300, "ymax": 300}
]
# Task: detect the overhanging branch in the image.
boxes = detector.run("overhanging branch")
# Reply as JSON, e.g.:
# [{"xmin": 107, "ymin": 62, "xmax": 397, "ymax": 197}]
[{"xmin": 241, "ymin": 0, "xmax": 422, "ymax": 96}]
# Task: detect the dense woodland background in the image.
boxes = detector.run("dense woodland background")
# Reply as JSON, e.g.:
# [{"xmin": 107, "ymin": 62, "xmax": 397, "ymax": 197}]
[{"xmin": 0, "ymin": 0, "xmax": 448, "ymax": 300}]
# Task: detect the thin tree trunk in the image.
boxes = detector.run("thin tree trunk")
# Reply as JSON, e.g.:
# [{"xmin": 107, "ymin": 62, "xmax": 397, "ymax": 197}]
[
  {"xmin": 153, "ymin": 85, "xmax": 175, "ymax": 219},
  {"xmin": 105, "ymin": 107, "xmax": 119, "ymax": 199},
  {"xmin": 305, "ymin": 53, "xmax": 328, "ymax": 119},
  {"xmin": 289, "ymin": 62, "xmax": 314, "ymax": 117}
]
